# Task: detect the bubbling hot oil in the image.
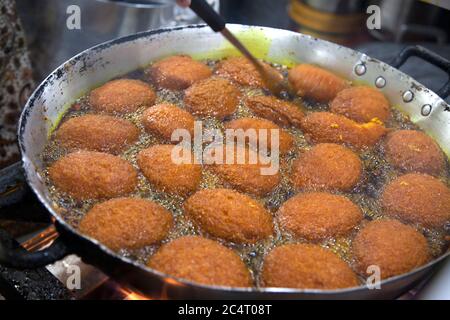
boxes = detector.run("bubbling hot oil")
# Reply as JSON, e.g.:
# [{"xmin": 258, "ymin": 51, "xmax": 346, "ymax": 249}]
[{"xmin": 42, "ymin": 60, "xmax": 450, "ymax": 287}]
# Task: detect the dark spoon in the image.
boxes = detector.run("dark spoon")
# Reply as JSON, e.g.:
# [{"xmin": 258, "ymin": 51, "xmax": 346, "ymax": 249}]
[{"xmin": 188, "ymin": 0, "xmax": 292, "ymax": 96}]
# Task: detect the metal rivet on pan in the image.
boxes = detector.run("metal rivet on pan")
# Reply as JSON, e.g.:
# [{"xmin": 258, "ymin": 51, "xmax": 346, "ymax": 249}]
[
  {"xmin": 375, "ymin": 76, "xmax": 386, "ymax": 88},
  {"xmin": 354, "ymin": 64, "xmax": 366, "ymax": 76},
  {"xmin": 421, "ymin": 104, "xmax": 432, "ymax": 116},
  {"xmin": 402, "ymin": 90, "xmax": 414, "ymax": 103},
  {"xmin": 444, "ymin": 222, "xmax": 450, "ymax": 233}
]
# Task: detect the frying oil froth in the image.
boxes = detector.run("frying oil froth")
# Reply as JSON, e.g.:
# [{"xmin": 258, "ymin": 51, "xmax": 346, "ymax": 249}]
[{"xmin": 42, "ymin": 60, "xmax": 450, "ymax": 287}]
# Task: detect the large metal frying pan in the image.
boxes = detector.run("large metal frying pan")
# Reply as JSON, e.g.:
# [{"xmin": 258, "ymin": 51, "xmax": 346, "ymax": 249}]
[{"xmin": 1, "ymin": 24, "xmax": 450, "ymax": 299}]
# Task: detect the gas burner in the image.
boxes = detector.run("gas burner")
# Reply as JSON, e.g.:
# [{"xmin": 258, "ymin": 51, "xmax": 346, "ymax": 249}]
[
  {"xmin": 0, "ymin": 229, "xmax": 73, "ymax": 300},
  {"xmin": 1, "ymin": 221, "xmax": 152, "ymax": 300}
]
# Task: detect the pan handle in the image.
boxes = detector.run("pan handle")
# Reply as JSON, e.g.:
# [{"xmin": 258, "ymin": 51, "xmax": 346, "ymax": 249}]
[
  {"xmin": 391, "ymin": 45, "xmax": 450, "ymax": 99},
  {"xmin": 0, "ymin": 231, "xmax": 70, "ymax": 269},
  {"xmin": 0, "ymin": 163, "xmax": 70, "ymax": 268},
  {"xmin": 0, "ymin": 162, "xmax": 27, "ymax": 208}
]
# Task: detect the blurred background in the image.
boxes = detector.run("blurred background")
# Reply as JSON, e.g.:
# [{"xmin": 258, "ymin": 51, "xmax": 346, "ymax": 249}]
[{"xmin": 13, "ymin": 0, "xmax": 450, "ymax": 82}]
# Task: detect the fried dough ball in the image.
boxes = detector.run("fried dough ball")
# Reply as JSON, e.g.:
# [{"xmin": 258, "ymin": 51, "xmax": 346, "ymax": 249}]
[
  {"xmin": 79, "ymin": 198, "xmax": 173, "ymax": 251},
  {"xmin": 384, "ymin": 130, "xmax": 445, "ymax": 176},
  {"xmin": 147, "ymin": 236, "xmax": 252, "ymax": 287},
  {"xmin": 215, "ymin": 56, "xmax": 281, "ymax": 88},
  {"xmin": 353, "ymin": 219, "xmax": 430, "ymax": 279},
  {"xmin": 146, "ymin": 55, "xmax": 212, "ymax": 90},
  {"xmin": 380, "ymin": 173, "xmax": 450, "ymax": 228},
  {"xmin": 209, "ymin": 145, "xmax": 281, "ymax": 196},
  {"xmin": 245, "ymin": 95, "xmax": 305, "ymax": 128},
  {"xmin": 262, "ymin": 244, "xmax": 359, "ymax": 289},
  {"xmin": 300, "ymin": 112, "xmax": 387, "ymax": 149},
  {"xmin": 89, "ymin": 79, "xmax": 156, "ymax": 113},
  {"xmin": 142, "ymin": 103, "xmax": 195, "ymax": 142},
  {"xmin": 184, "ymin": 77, "xmax": 240, "ymax": 119},
  {"xmin": 291, "ymin": 143, "xmax": 362, "ymax": 192},
  {"xmin": 55, "ymin": 114, "xmax": 139, "ymax": 154},
  {"xmin": 224, "ymin": 117, "xmax": 294, "ymax": 154},
  {"xmin": 278, "ymin": 192, "xmax": 363, "ymax": 241},
  {"xmin": 137, "ymin": 144, "xmax": 202, "ymax": 196},
  {"xmin": 330, "ymin": 86, "xmax": 391, "ymax": 123},
  {"xmin": 288, "ymin": 64, "xmax": 349, "ymax": 102},
  {"xmin": 185, "ymin": 189, "xmax": 273, "ymax": 243},
  {"xmin": 48, "ymin": 151, "xmax": 137, "ymax": 200}
]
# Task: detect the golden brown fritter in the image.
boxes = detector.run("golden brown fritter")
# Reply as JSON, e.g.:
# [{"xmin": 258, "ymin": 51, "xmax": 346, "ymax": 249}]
[
  {"xmin": 137, "ymin": 145, "xmax": 202, "ymax": 196},
  {"xmin": 55, "ymin": 114, "xmax": 139, "ymax": 154},
  {"xmin": 214, "ymin": 56, "xmax": 281, "ymax": 88},
  {"xmin": 184, "ymin": 77, "xmax": 240, "ymax": 119},
  {"xmin": 245, "ymin": 95, "xmax": 305, "ymax": 128},
  {"xmin": 48, "ymin": 151, "xmax": 137, "ymax": 200},
  {"xmin": 142, "ymin": 103, "xmax": 195, "ymax": 142},
  {"xmin": 146, "ymin": 55, "xmax": 212, "ymax": 90},
  {"xmin": 278, "ymin": 192, "xmax": 363, "ymax": 241},
  {"xmin": 209, "ymin": 145, "xmax": 281, "ymax": 196},
  {"xmin": 79, "ymin": 198, "xmax": 173, "ymax": 251},
  {"xmin": 384, "ymin": 130, "xmax": 445, "ymax": 176},
  {"xmin": 224, "ymin": 117, "xmax": 294, "ymax": 155},
  {"xmin": 262, "ymin": 244, "xmax": 359, "ymax": 289},
  {"xmin": 184, "ymin": 189, "xmax": 273, "ymax": 243},
  {"xmin": 89, "ymin": 79, "xmax": 156, "ymax": 114},
  {"xmin": 353, "ymin": 219, "xmax": 430, "ymax": 280},
  {"xmin": 291, "ymin": 143, "xmax": 362, "ymax": 192},
  {"xmin": 300, "ymin": 112, "xmax": 387, "ymax": 149},
  {"xmin": 380, "ymin": 173, "xmax": 450, "ymax": 228},
  {"xmin": 147, "ymin": 236, "xmax": 252, "ymax": 287},
  {"xmin": 288, "ymin": 64, "xmax": 349, "ymax": 102},
  {"xmin": 330, "ymin": 86, "xmax": 391, "ymax": 123}
]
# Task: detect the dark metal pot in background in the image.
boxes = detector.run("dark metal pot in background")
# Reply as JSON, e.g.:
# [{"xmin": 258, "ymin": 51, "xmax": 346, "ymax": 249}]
[
  {"xmin": 287, "ymin": 0, "xmax": 368, "ymax": 46},
  {"xmin": 1, "ymin": 24, "xmax": 449, "ymax": 299},
  {"xmin": 369, "ymin": 0, "xmax": 450, "ymax": 43}
]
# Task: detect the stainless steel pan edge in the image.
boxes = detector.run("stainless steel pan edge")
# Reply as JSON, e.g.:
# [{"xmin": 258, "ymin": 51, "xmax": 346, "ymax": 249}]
[{"xmin": 15, "ymin": 24, "xmax": 450, "ymax": 299}]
